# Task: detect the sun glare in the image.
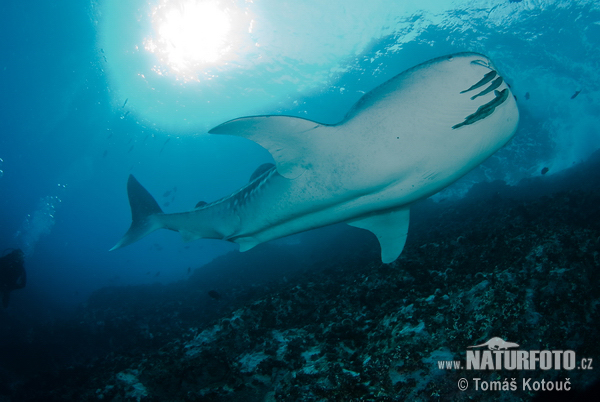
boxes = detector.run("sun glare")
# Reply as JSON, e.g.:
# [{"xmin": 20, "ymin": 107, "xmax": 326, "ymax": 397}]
[{"xmin": 145, "ymin": 0, "xmax": 233, "ymax": 80}]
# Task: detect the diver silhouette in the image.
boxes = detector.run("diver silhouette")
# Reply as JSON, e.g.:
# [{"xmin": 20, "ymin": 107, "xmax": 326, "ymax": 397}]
[{"xmin": 0, "ymin": 249, "xmax": 26, "ymax": 308}]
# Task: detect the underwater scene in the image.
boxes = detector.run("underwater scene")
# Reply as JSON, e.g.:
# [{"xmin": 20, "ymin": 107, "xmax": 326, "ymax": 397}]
[{"xmin": 1, "ymin": 0, "xmax": 599, "ymax": 400}]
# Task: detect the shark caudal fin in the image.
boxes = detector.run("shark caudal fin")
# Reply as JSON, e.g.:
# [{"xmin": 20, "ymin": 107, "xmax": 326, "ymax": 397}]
[{"xmin": 110, "ymin": 175, "xmax": 164, "ymax": 251}]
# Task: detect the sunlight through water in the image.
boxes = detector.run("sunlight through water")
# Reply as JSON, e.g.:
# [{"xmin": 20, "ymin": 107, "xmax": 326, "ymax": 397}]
[
  {"xmin": 145, "ymin": 0, "xmax": 233, "ymax": 80},
  {"xmin": 100, "ymin": 0, "xmax": 451, "ymax": 131},
  {"xmin": 96, "ymin": 0, "xmax": 600, "ymax": 164}
]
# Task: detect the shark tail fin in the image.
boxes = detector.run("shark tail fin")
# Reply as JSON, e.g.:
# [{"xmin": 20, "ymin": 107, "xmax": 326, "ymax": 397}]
[{"xmin": 110, "ymin": 175, "xmax": 164, "ymax": 251}]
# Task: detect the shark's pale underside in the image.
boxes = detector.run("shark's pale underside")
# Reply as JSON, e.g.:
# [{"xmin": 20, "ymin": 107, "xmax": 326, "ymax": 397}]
[{"xmin": 111, "ymin": 52, "xmax": 519, "ymax": 263}]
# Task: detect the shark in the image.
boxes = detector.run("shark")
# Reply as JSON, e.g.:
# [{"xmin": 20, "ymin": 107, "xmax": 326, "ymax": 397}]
[{"xmin": 111, "ymin": 52, "xmax": 519, "ymax": 263}]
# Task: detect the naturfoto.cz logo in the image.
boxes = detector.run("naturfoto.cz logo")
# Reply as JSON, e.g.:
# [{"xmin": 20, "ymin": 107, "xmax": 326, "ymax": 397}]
[
  {"xmin": 436, "ymin": 337, "xmax": 595, "ymax": 393},
  {"xmin": 465, "ymin": 337, "xmax": 588, "ymax": 371}
]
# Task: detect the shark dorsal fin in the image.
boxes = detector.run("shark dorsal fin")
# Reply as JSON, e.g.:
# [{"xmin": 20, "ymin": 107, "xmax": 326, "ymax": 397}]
[
  {"xmin": 249, "ymin": 163, "xmax": 275, "ymax": 182},
  {"xmin": 209, "ymin": 116, "xmax": 324, "ymax": 179},
  {"xmin": 348, "ymin": 206, "xmax": 410, "ymax": 264}
]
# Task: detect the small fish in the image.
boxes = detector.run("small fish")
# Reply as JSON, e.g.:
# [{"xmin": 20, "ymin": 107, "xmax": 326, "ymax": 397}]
[
  {"xmin": 122, "ymin": 98, "xmax": 128, "ymax": 108},
  {"xmin": 541, "ymin": 167, "xmax": 549, "ymax": 175},
  {"xmin": 470, "ymin": 76, "xmax": 504, "ymax": 100},
  {"xmin": 525, "ymin": 92, "xmax": 530, "ymax": 100},
  {"xmin": 127, "ymin": 145, "xmax": 134, "ymax": 153},
  {"xmin": 195, "ymin": 201, "xmax": 207, "ymax": 208},
  {"xmin": 155, "ymin": 271, "xmax": 160, "ymax": 277},
  {"xmin": 163, "ymin": 190, "xmax": 171, "ymax": 197},
  {"xmin": 453, "ymin": 89, "xmax": 509, "ymax": 129},
  {"xmin": 208, "ymin": 290, "xmax": 221, "ymax": 300},
  {"xmin": 163, "ymin": 201, "xmax": 170, "ymax": 207},
  {"xmin": 102, "ymin": 150, "xmax": 108, "ymax": 158},
  {"xmin": 460, "ymin": 70, "xmax": 497, "ymax": 94},
  {"xmin": 571, "ymin": 90, "xmax": 581, "ymax": 99},
  {"xmin": 187, "ymin": 267, "xmax": 191, "ymax": 274},
  {"xmin": 123, "ymin": 111, "xmax": 130, "ymax": 118},
  {"xmin": 159, "ymin": 138, "xmax": 171, "ymax": 154}
]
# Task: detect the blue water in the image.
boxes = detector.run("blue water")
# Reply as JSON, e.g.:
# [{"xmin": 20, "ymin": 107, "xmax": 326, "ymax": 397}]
[{"xmin": 0, "ymin": 0, "xmax": 599, "ymax": 315}]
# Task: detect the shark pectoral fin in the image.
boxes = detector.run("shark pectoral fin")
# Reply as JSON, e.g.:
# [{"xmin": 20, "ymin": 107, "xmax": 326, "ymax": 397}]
[
  {"xmin": 235, "ymin": 237, "xmax": 259, "ymax": 252},
  {"xmin": 348, "ymin": 207, "xmax": 410, "ymax": 264},
  {"xmin": 208, "ymin": 116, "xmax": 324, "ymax": 179},
  {"xmin": 180, "ymin": 230, "xmax": 201, "ymax": 242}
]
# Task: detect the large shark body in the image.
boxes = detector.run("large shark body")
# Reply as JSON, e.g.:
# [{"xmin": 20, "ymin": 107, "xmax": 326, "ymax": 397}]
[{"xmin": 112, "ymin": 52, "xmax": 519, "ymax": 263}]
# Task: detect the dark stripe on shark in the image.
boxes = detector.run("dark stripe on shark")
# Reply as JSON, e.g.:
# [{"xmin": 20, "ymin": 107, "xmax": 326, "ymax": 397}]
[
  {"xmin": 460, "ymin": 70, "xmax": 497, "ymax": 94},
  {"xmin": 452, "ymin": 89, "xmax": 509, "ymax": 130},
  {"xmin": 470, "ymin": 76, "xmax": 503, "ymax": 100}
]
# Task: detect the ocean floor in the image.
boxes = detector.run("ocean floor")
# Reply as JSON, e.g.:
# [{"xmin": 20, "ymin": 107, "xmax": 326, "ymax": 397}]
[{"xmin": 4, "ymin": 151, "xmax": 600, "ymax": 401}]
